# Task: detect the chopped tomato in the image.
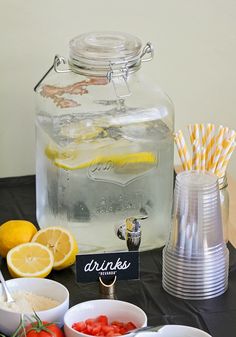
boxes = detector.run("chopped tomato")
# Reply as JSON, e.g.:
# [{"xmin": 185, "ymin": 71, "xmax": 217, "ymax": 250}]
[
  {"xmin": 72, "ymin": 315, "xmax": 137, "ymax": 336},
  {"xmin": 124, "ymin": 322, "xmax": 137, "ymax": 331},
  {"xmin": 86, "ymin": 319, "xmax": 96, "ymax": 325},
  {"xmin": 97, "ymin": 315, "xmax": 109, "ymax": 326},
  {"xmin": 72, "ymin": 321, "xmax": 86, "ymax": 331}
]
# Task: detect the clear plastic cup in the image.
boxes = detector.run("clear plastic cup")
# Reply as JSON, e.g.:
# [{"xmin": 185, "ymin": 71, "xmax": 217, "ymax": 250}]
[
  {"xmin": 163, "ymin": 280, "xmax": 228, "ymax": 300},
  {"xmin": 162, "ymin": 171, "xmax": 229, "ymax": 299},
  {"xmin": 163, "ymin": 264, "xmax": 228, "ymax": 283},
  {"xmin": 163, "ymin": 276, "xmax": 228, "ymax": 290}
]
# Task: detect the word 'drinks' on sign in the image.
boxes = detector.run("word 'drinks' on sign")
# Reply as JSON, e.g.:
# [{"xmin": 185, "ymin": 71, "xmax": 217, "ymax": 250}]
[{"xmin": 84, "ymin": 258, "xmax": 131, "ymax": 272}]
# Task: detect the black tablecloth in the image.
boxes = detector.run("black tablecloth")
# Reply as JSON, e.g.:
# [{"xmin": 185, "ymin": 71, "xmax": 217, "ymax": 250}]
[{"xmin": 1, "ymin": 175, "xmax": 236, "ymax": 337}]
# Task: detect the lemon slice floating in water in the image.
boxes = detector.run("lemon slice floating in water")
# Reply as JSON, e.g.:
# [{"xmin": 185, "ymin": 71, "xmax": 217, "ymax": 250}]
[
  {"xmin": 54, "ymin": 151, "xmax": 157, "ymax": 171},
  {"xmin": 60, "ymin": 124, "xmax": 106, "ymax": 141},
  {"xmin": 45, "ymin": 144, "xmax": 78, "ymax": 161}
]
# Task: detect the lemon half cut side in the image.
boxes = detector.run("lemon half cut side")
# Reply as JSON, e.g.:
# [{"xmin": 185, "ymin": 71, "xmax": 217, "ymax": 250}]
[
  {"xmin": 31, "ymin": 227, "xmax": 79, "ymax": 270},
  {"xmin": 6, "ymin": 242, "xmax": 54, "ymax": 278}
]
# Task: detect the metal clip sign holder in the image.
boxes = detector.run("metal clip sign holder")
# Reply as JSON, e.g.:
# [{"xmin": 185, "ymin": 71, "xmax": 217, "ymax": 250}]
[{"xmin": 99, "ymin": 275, "xmax": 117, "ymax": 299}]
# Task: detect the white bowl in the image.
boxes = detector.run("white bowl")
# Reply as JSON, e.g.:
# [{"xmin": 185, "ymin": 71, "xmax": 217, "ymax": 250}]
[
  {"xmin": 64, "ymin": 299, "xmax": 147, "ymax": 337},
  {"xmin": 0, "ymin": 278, "xmax": 69, "ymax": 336},
  {"xmin": 136, "ymin": 325, "xmax": 212, "ymax": 337}
]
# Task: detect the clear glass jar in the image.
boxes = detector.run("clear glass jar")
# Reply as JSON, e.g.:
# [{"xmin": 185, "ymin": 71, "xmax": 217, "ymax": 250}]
[
  {"xmin": 218, "ymin": 175, "xmax": 229, "ymax": 242},
  {"xmin": 34, "ymin": 31, "xmax": 174, "ymax": 253}
]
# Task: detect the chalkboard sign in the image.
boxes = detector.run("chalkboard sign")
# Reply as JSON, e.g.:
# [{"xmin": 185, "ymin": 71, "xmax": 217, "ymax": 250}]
[{"xmin": 76, "ymin": 251, "xmax": 139, "ymax": 283}]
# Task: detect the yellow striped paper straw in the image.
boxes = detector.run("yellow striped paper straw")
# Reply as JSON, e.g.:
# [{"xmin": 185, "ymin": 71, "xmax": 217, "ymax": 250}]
[
  {"xmin": 178, "ymin": 130, "xmax": 192, "ymax": 170},
  {"xmin": 194, "ymin": 124, "xmax": 200, "ymax": 145},
  {"xmin": 192, "ymin": 140, "xmax": 201, "ymax": 171},
  {"xmin": 200, "ymin": 123, "xmax": 206, "ymax": 147},
  {"xmin": 217, "ymin": 142, "xmax": 236, "ymax": 178},
  {"xmin": 209, "ymin": 125, "xmax": 224, "ymax": 169},
  {"xmin": 216, "ymin": 137, "xmax": 234, "ymax": 175},
  {"xmin": 174, "ymin": 133, "xmax": 188, "ymax": 171},
  {"xmin": 205, "ymin": 123, "xmax": 214, "ymax": 170},
  {"xmin": 188, "ymin": 124, "xmax": 195, "ymax": 145},
  {"xmin": 223, "ymin": 127, "xmax": 229, "ymax": 139},
  {"xmin": 228, "ymin": 129, "xmax": 236, "ymax": 141},
  {"xmin": 216, "ymin": 125, "xmax": 224, "ymax": 144},
  {"xmin": 210, "ymin": 146, "xmax": 222, "ymax": 174},
  {"xmin": 222, "ymin": 128, "xmax": 231, "ymax": 149},
  {"xmin": 200, "ymin": 147, "xmax": 206, "ymax": 171},
  {"xmin": 209, "ymin": 124, "xmax": 216, "ymax": 168}
]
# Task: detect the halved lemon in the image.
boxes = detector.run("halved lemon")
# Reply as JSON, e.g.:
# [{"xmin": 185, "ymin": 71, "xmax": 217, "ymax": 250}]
[
  {"xmin": 54, "ymin": 151, "xmax": 157, "ymax": 171},
  {"xmin": 6, "ymin": 242, "xmax": 54, "ymax": 278},
  {"xmin": 31, "ymin": 227, "xmax": 79, "ymax": 270}
]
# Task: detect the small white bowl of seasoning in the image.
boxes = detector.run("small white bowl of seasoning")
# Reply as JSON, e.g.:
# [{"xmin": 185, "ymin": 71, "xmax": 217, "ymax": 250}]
[{"xmin": 0, "ymin": 277, "xmax": 69, "ymax": 336}]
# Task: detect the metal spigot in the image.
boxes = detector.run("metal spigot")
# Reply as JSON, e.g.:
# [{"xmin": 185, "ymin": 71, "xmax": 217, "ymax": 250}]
[{"xmin": 115, "ymin": 216, "xmax": 148, "ymax": 251}]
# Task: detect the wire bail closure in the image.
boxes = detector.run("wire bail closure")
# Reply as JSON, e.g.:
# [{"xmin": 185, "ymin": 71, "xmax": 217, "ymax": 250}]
[
  {"xmin": 106, "ymin": 42, "xmax": 153, "ymax": 99},
  {"xmin": 34, "ymin": 55, "xmax": 71, "ymax": 92},
  {"xmin": 140, "ymin": 42, "xmax": 154, "ymax": 63},
  {"xmin": 106, "ymin": 62, "xmax": 131, "ymax": 99},
  {"xmin": 33, "ymin": 42, "xmax": 154, "ymax": 94}
]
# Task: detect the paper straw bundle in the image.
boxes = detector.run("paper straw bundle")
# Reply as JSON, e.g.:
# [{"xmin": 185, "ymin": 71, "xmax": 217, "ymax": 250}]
[{"xmin": 174, "ymin": 124, "xmax": 236, "ymax": 178}]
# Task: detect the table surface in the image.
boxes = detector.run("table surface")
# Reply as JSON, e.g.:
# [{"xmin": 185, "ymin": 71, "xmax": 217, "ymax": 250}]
[{"xmin": 0, "ymin": 175, "xmax": 236, "ymax": 337}]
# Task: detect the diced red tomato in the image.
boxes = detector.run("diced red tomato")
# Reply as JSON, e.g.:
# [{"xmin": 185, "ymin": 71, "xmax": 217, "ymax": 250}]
[
  {"xmin": 106, "ymin": 332, "xmax": 122, "ymax": 337},
  {"xmin": 111, "ymin": 321, "xmax": 123, "ymax": 327},
  {"xmin": 72, "ymin": 321, "xmax": 86, "ymax": 331},
  {"xmin": 97, "ymin": 315, "xmax": 109, "ymax": 326},
  {"xmin": 71, "ymin": 315, "xmax": 137, "ymax": 336},
  {"xmin": 101, "ymin": 325, "xmax": 114, "ymax": 335},
  {"xmin": 124, "ymin": 322, "xmax": 137, "ymax": 331},
  {"xmin": 86, "ymin": 319, "xmax": 96, "ymax": 325}
]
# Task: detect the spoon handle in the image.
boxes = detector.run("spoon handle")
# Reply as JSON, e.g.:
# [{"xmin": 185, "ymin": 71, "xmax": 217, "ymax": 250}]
[
  {"xmin": 131, "ymin": 325, "xmax": 164, "ymax": 336},
  {"xmin": 0, "ymin": 270, "xmax": 15, "ymax": 303}
]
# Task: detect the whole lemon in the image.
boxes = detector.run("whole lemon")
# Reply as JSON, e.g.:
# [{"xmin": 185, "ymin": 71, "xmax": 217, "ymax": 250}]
[{"xmin": 0, "ymin": 220, "xmax": 37, "ymax": 257}]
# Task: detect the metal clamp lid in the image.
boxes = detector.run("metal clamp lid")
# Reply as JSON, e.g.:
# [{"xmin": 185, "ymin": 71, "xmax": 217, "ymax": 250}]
[{"xmin": 34, "ymin": 34, "xmax": 154, "ymax": 95}]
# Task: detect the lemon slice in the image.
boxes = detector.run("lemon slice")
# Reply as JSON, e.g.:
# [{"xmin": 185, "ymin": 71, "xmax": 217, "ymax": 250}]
[
  {"xmin": 7, "ymin": 242, "xmax": 54, "ymax": 278},
  {"xmin": 45, "ymin": 137, "xmax": 114, "ymax": 164},
  {"xmin": 31, "ymin": 227, "xmax": 79, "ymax": 270},
  {"xmin": 54, "ymin": 151, "xmax": 157, "ymax": 171},
  {"xmin": 45, "ymin": 144, "xmax": 78, "ymax": 162},
  {"xmin": 60, "ymin": 123, "xmax": 106, "ymax": 141}
]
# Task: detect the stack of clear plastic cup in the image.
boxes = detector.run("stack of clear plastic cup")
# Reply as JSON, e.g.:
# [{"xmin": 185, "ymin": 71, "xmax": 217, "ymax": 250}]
[{"xmin": 162, "ymin": 170, "xmax": 229, "ymax": 300}]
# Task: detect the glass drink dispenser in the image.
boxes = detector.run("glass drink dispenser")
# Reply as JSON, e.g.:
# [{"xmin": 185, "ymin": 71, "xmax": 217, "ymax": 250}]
[{"xmin": 34, "ymin": 31, "xmax": 174, "ymax": 253}]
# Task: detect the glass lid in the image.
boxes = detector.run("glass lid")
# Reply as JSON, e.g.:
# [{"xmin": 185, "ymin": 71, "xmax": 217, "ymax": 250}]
[{"xmin": 69, "ymin": 31, "xmax": 143, "ymax": 74}]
